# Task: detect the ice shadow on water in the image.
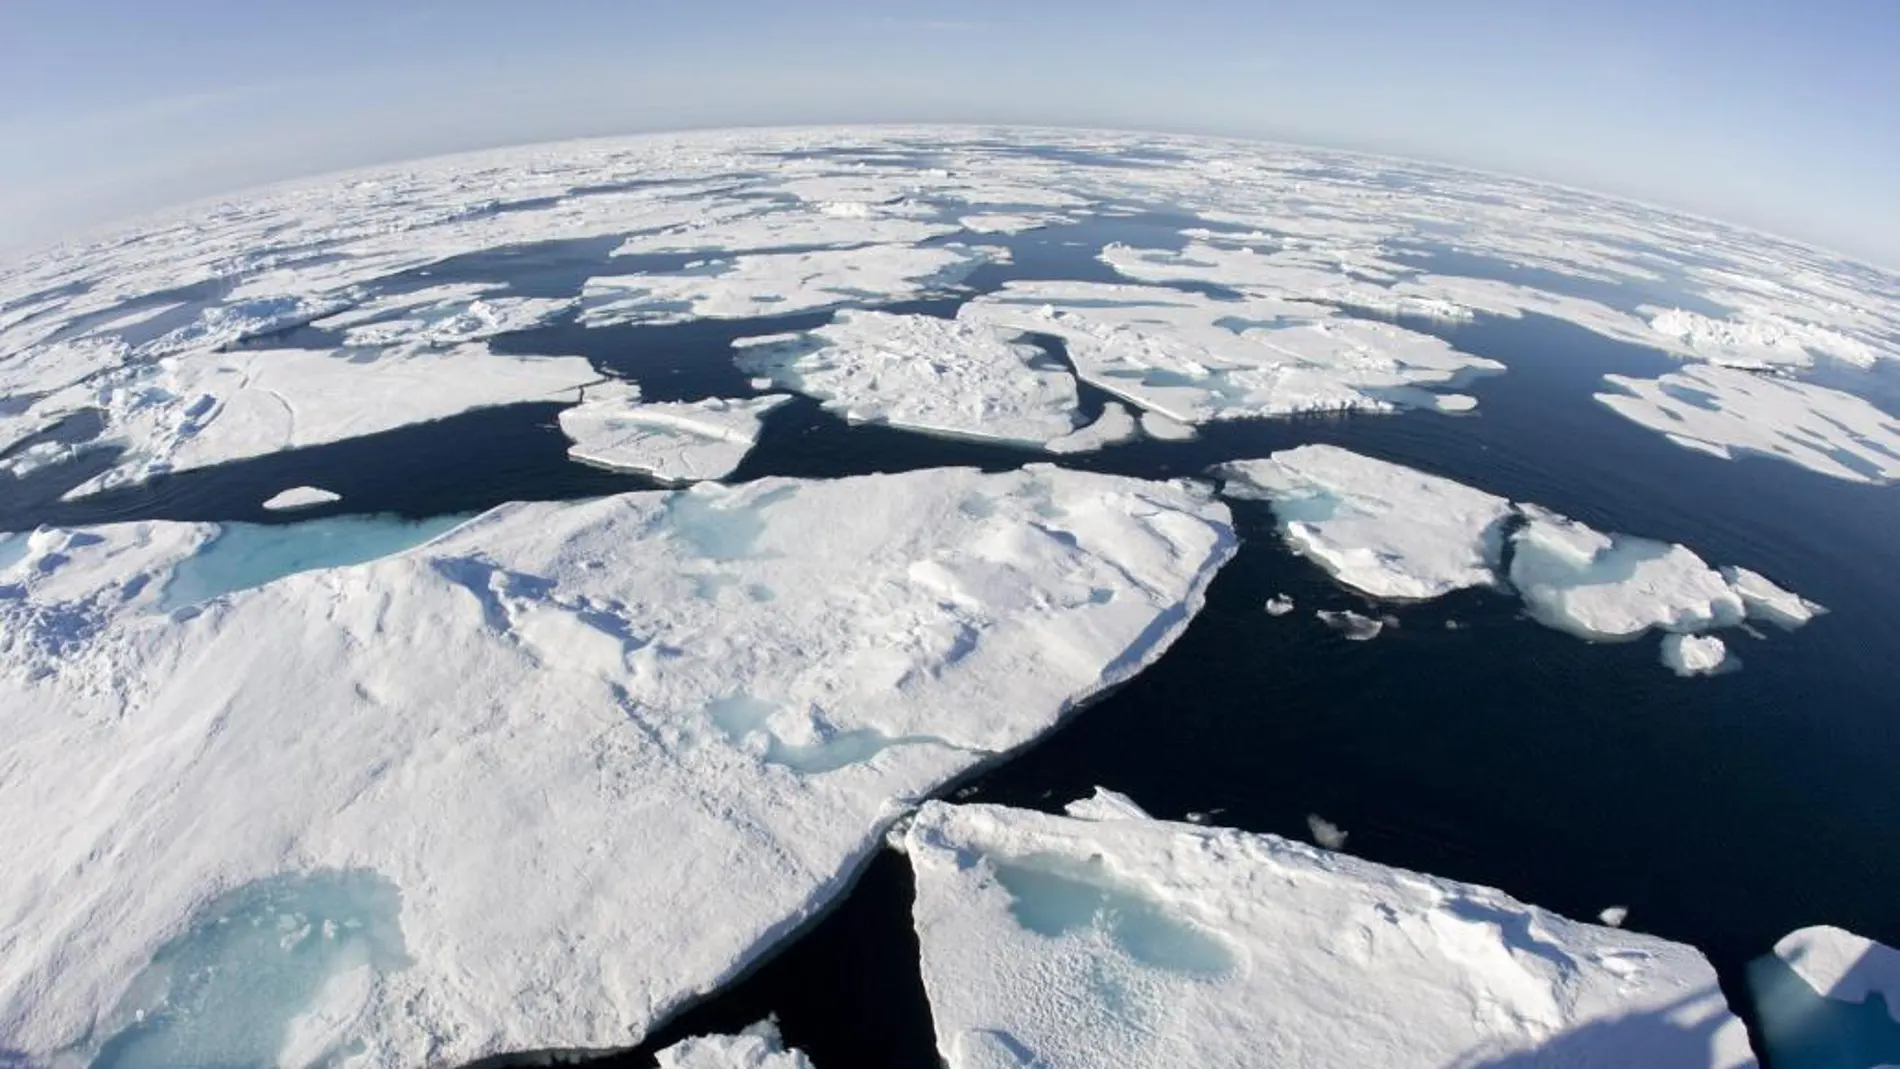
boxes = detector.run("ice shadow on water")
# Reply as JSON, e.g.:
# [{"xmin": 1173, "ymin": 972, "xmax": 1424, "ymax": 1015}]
[
  {"xmin": 1440, "ymin": 992, "xmax": 1743, "ymax": 1068},
  {"xmin": 1748, "ymin": 942, "xmax": 1900, "ymax": 1069}
]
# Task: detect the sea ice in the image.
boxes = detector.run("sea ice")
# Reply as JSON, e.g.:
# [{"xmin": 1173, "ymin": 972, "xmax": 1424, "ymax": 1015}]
[
  {"xmin": 1046, "ymin": 402, "xmax": 1140, "ymax": 455},
  {"xmin": 1722, "ymin": 566, "xmax": 1827, "ymax": 629},
  {"xmin": 318, "ymin": 286, "xmax": 577, "ymax": 351},
  {"xmin": 902, "ymin": 799, "xmax": 1756, "ymax": 1069},
  {"xmin": 1317, "ymin": 608, "xmax": 1385, "ymax": 641},
  {"xmin": 1649, "ymin": 308, "xmax": 1881, "ymax": 371},
  {"xmin": 1216, "ymin": 445, "xmax": 1515, "ymax": 599},
  {"xmin": 558, "ymin": 380, "xmax": 792, "ymax": 482},
  {"xmin": 1596, "ymin": 364, "xmax": 1900, "ymax": 485},
  {"xmin": 1748, "ymin": 927, "xmax": 1900, "ymax": 1069},
  {"xmin": 654, "ymin": 1021, "xmax": 817, "ymax": 1069},
  {"xmin": 1509, "ymin": 506, "xmax": 1746, "ymax": 641},
  {"xmin": 1660, "ymin": 633, "xmax": 1734, "ymax": 677},
  {"xmin": 733, "ymin": 311, "xmax": 1085, "ymax": 448},
  {"xmin": 263, "ymin": 486, "xmax": 343, "ymax": 511},
  {"xmin": 1264, "ymin": 594, "xmax": 1295, "ymax": 616},
  {"xmin": 0, "ymin": 466, "xmax": 1234, "ymax": 1066},
  {"xmin": 158, "ymin": 513, "xmax": 473, "ymax": 611}
]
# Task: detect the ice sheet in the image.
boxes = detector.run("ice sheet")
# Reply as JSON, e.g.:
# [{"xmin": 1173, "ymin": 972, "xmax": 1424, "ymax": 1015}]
[{"xmin": 903, "ymin": 799, "xmax": 1756, "ymax": 1069}]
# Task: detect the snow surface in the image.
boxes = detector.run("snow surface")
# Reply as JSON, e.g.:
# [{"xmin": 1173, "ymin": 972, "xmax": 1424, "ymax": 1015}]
[
  {"xmin": 1509, "ymin": 506, "xmax": 1746, "ymax": 641},
  {"xmin": 1216, "ymin": 445, "xmax": 1515, "ymax": 599},
  {"xmin": 1046, "ymin": 402, "xmax": 1140, "ymax": 455},
  {"xmin": 557, "ymin": 381, "xmax": 792, "ymax": 483},
  {"xmin": 1597, "ymin": 364, "xmax": 1900, "ymax": 485},
  {"xmin": 1775, "ymin": 927, "xmax": 1900, "ymax": 1020},
  {"xmin": 1723, "ymin": 566, "xmax": 1827, "ymax": 629},
  {"xmin": 0, "ymin": 466, "xmax": 1234, "ymax": 1066},
  {"xmin": 1661, "ymin": 634, "xmax": 1733, "ymax": 677},
  {"xmin": 902, "ymin": 798, "xmax": 1756, "ymax": 1069},
  {"xmin": 733, "ymin": 310, "xmax": 1084, "ymax": 448},
  {"xmin": 654, "ymin": 1021, "xmax": 816, "ymax": 1069},
  {"xmin": 960, "ymin": 281, "xmax": 1501, "ymax": 424},
  {"xmin": 262, "ymin": 486, "xmax": 343, "ymax": 511}
]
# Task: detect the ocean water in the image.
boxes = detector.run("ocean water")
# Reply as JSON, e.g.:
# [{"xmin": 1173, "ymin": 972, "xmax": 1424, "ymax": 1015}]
[{"xmin": 5, "ymin": 207, "xmax": 1898, "ymax": 1069}]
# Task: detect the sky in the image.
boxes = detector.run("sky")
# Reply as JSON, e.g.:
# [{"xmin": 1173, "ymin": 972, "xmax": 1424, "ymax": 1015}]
[{"xmin": 3, "ymin": 0, "xmax": 1897, "ymax": 265}]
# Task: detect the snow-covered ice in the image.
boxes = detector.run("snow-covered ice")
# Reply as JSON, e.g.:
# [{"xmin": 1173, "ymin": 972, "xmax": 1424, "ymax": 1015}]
[
  {"xmin": 262, "ymin": 486, "xmax": 343, "ymax": 511},
  {"xmin": 1306, "ymin": 813, "xmax": 1348, "ymax": 849},
  {"xmin": 158, "ymin": 513, "xmax": 473, "ymax": 611},
  {"xmin": 316, "ymin": 286, "xmax": 577, "ymax": 351},
  {"xmin": 1661, "ymin": 633, "xmax": 1734, "ymax": 677},
  {"xmin": 1046, "ymin": 402, "xmax": 1140, "ymax": 455},
  {"xmin": 1264, "ymin": 593, "xmax": 1295, "ymax": 616},
  {"xmin": 558, "ymin": 381, "xmax": 792, "ymax": 483},
  {"xmin": 733, "ymin": 310, "xmax": 1085, "ymax": 448},
  {"xmin": 0, "ymin": 466, "xmax": 1234, "ymax": 1066},
  {"xmin": 1317, "ymin": 608, "xmax": 1386, "ymax": 641},
  {"xmin": 654, "ymin": 1021, "xmax": 816, "ymax": 1069},
  {"xmin": 1749, "ymin": 927, "xmax": 1900, "ymax": 1069},
  {"xmin": 1723, "ymin": 566, "xmax": 1827, "ymax": 629},
  {"xmin": 1216, "ymin": 445, "xmax": 1515, "ymax": 600},
  {"xmin": 902, "ymin": 798, "xmax": 1756, "ymax": 1069},
  {"xmin": 1509, "ymin": 506, "xmax": 1746, "ymax": 641},
  {"xmin": 1597, "ymin": 364, "xmax": 1900, "ymax": 485}
]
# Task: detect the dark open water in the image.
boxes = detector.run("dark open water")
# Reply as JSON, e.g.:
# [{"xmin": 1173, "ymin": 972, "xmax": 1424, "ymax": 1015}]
[{"xmin": 5, "ymin": 211, "xmax": 1897, "ymax": 1069}]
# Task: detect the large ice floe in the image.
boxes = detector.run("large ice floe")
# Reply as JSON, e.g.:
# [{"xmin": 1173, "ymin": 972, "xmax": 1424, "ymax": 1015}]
[
  {"xmin": 1748, "ymin": 927, "xmax": 1900, "ymax": 1069},
  {"xmin": 1596, "ymin": 364, "xmax": 1900, "ymax": 485},
  {"xmin": 733, "ymin": 310, "xmax": 1085, "ymax": 448},
  {"xmin": 0, "ymin": 466, "xmax": 1234, "ymax": 1066},
  {"xmin": 557, "ymin": 380, "xmax": 793, "ymax": 482},
  {"xmin": 960, "ymin": 280, "xmax": 1502, "ymax": 422},
  {"xmin": 1216, "ymin": 445, "xmax": 1822, "ymax": 669},
  {"xmin": 902, "ymin": 795, "xmax": 1756, "ymax": 1069}
]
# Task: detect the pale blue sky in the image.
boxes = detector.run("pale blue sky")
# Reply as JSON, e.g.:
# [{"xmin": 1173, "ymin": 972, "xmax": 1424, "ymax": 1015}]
[{"xmin": 4, "ymin": 0, "xmax": 1896, "ymax": 265}]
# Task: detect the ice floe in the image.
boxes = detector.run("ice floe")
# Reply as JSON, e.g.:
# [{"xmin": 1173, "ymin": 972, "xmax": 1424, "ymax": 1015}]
[
  {"xmin": 262, "ymin": 485, "xmax": 343, "ymax": 511},
  {"xmin": 902, "ymin": 799, "xmax": 1756, "ymax": 1069},
  {"xmin": 1216, "ymin": 445, "xmax": 1515, "ymax": 600},
  {"xmin": 1264, "ymin": 593, "xmax": 1295, "ymax": 616},
  {"xmin": 316, "ymin": 285, "xmax": 577, "ymax": 351},
  {"xmin": 654, "ymin": 1021, "xmax": 817, "ymax": 1069},
  {"xmin": 1596, "ymin": 364, "xmax": 1900, "ymax": 485},
  {"xmin": 558, "ymin": 380, "xmax": 792, "ymax": 482},
  {"xmin": 733, "ymin": 310, "xmax": 1084, "ymax": 448},
  {"xmin": 1317, "ymin": 608, "xmax": 1386, "ymax": 640},
  {"xmin": 1749, "ymin": 927, "xmax": 1900, "ymax": 1069},
  {"xmin": 0, "ymin": 466, "xmax": 1233, "ymax": 1065},
  {"xmin": 1508, "ymin": 505, "xmax": 1746, "ymax": 641},
  {"xmin": 1660, "ymin": 634, "xmax": 1733, "ymax": 677},
  {"xmin": 1046, "ymin": 402, "xmax": 1140, "ymax": 455},
  {"xmin": 1723, "ymin": 566, "xmax": 1827, "ymax": 630}
]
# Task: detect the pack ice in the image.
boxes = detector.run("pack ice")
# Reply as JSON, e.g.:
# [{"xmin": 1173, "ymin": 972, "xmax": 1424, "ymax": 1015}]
[
  {"xmin": 558, "ymin": 380, "xmax": 792, "ymax": 482},
  {"xmin": 653, "ymin": 1022, "xmax": 817, "ymax": 1069},
  {"xmin": 902, "ymin": 797, "xmax": 1756, "ymax": 1069},
  {"xmin": 1748, "ymin": 927, "xmax": 1900, "ymax": 1069},
  {"xmin": 1216, "ymin": 445, "xmax": 1823, "ymax": 668},
  {"xmin": 0, "ymin": 466, "xmax": 1234, "ymax": 1066}
]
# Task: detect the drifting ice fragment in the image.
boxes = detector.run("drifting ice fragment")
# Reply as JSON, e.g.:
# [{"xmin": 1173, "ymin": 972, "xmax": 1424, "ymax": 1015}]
[
  {"xmin": 262, "ymin": 486, "xmax": 343, "ymax": 511},
  {"xmin": 1317, "ymin": 609, "xmax": 1383, "ymax": 640},
  {"xmin": 654, "ymin": 1020, "xmax": 817, "ymax": 1069},
  {"xmin": 1723, "ymin": 566, "xmax": 1827, "ymax": 630},
  {"xmin": 1306, "ymin": 813, "xmax": 1348, "ymax": 850},
  {"xmin": 1264, "ymin": 594, "xmax": 1295, "ymax": 616},
  {"xmin": 1661, "ymin": 633, "xmax": 1735, "ymax": 678},
  {"xmin": 558, "ymin": 381, "xmax": 793, "ymax": 483},
  {"xmin": 1600, "ymin": 906, "xmax": 1630, "ymax": 928},
  {"xmin": 903, "ymin": 800, "xmax": 1756, "ymax": 1069},
  {"xmin": 1510, "ymin": 507, "xmax": 1745, "ymax": 641},
  {"xmin": 1046, "ymin": 402, "xmax": 1140, "ymax": 455}
]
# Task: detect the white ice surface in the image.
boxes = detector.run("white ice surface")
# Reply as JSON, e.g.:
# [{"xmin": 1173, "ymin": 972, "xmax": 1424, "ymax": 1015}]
[
  {"xmin": 1722, "ymin": 566, "xmax": 1827, "ymax": 629},
  {"xmin": 1661, "ymin": 633, "xmax": 1733, "ymax": 677},
  {"xmin": 58, "ymin": 342, "xmax": 597, "ymax": 497},
  {"xmin": 1597, "ymin": 364, "xmax": 1900, "ymax": 485},
  {"xmin": 903, "ymin": 799, "xmax": 1755, "ymax": 1069},
  {"xmin": 1264, "ymin": 594, "xmax": 1295, "ymax": 616},
  {"xmin": 1509, "ymin": 506, "xmax": 1746, "ymax": 641},
  {"xmin": 557, "ymin": 381, "xmax": 792, "ymax": 482},
  {"xmin": 263, "ymin": 486, "xmax": 343, "ymax": 511},
  {"xmin": 1317, "ymin": 608, "xmax": 1385, "ymax": 641},
  {"xmin": 733, "ymin": 311, "xmax": 1084, "ymax": 448},
  {"xmin": 654, "ymin": 1021, "xmax": 817, "ymax": 1069},
  {"xmin": 1775, "ymin": 927, "xmax": 1900, "ymax": 1020},
  {"xmin": 579, "ymin": 244, "xmax": 997, "ymax": 327},
  {"xmin": 318, "ymin": 287, "xmax": 577, "ymax": 351},
  {"xmin": 1046, "ymin": 402, "xmax": 1139, "ymax": 455},
  {"xmin": 960, "ymin": 281, "xmax": 1500, "ymax": 424},
  {"xmin": 1216, "ymin": 445, "xmax": 1515, "ymax": 600},
  {"xmin": 0, "ymin": 466, "xmax": 1234, "ymax": 1066},
  {"xmin": 1649, "ymin": 308, "xmax": 1882, "ymax": 370}
]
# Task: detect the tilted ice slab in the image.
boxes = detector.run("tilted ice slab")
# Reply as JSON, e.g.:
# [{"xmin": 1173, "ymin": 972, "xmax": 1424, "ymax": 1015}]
[
  {"xmin": 961, "ymin": 280, "xmax": 1500, "ymax": 423},
  {"xmin": 0, "ymin": 466, "xmax": 1235, "ymax": 1066},
  {"xmin": 262, "ymin": 485, "xmax": 342, "ymax": 511},
  {"xmin": 733, "ymin": 310, "xmax": 1085, "ymax": 448},
  {"xmin": 1509, "ymin": 505, "xmax": 1747, "ymax": 641},
  {"xmin": 1597, "ymin": 363, "xmax": 1900, "ymax": 485},
  {"xmin": 1215, "ymin": 444, "xmax": 1515, "ymax": 599},
  {"xmin": 1749, "ymin": 927, "xmax": 1900, "ymax": 1069},
  {"xmin": 902, "ymin": 798, "xmax": 1756, "ymax": 1069},
  {"xmin": 59, "ymin": 342, "xmax": 598, "ymax": 497},
  {"xmin": 579, "ymin": 244, "xmax": 998, "ymax": 327},
  {"xmin": 653, "ymin": 1022, "xmax": 817, "ymax": 1069},
  {"xmin": 558, "ymin": 380, "xmax": 792, "ymax": 482}
]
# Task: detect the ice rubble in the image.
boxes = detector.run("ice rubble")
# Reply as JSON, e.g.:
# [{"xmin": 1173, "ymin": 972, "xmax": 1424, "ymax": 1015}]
[
  {"xmin": 579, "ymin": 244, "xmax": 998, "ymax": 327},
  {"xmin": 1749, "ymin": 927, "xmax": 1900, "ymax": 1069},
  {"xmin": 960, "ymin": 280, "xmax": 1501, "ymax": 423},
  {"xmin": 557, "ymin": 380, "xmax": 792, "ymax": 483},
  {"xmin": 1661, "ymin": 634, "xmax": 1733, "ymax": 678},
  {"xmin": 1216, "ymin": 445, "xmax": 1822, "ymax": 667},
  {"xmin": 733, "ymin": 311, "xmax": 1084, "ymax": 448},
  {"xmin": 654, "ymin": 1022, "xmax": 817, "ymax": 1069},
  {"xmin": 1649, "ymin": 308, "xmax": 1882, "ymax": 371},
  {"xmin": 1596, "ymin": 364, "xmax": 1900, "ymax": 485},
  {"xmin": 1216, "ymin": 445, "xmax": 1515, "ymax": 599},
  {"xmin": 263, "ymin": 486, "xmax": 343, "ymax": 511},
  {"xmin": 0, "ymin": 466, "xmax": 1234, "ymax": 1066},
  {"xmin": 313, "ymin": 284, "xmax": 577, "ymax": 350},
  {"xmin": 901, "ymin": 799, "xmax": 1756, "ymax": 1069}
]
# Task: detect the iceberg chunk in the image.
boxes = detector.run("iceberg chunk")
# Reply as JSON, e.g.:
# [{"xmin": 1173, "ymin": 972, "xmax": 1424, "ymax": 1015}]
[
  {"xmin": 1316, "ymin": 608, "xmax": 1385, "ymax": 640},
  {"xmin": 1748, "ymin": 927, "xmax": 1900, "ymax": 1069},
  {"xmin": 1216, "ymin": 444, "xmax": 1515, "ymax": 599},
  {"xmin": 0, "ymin": 466, "xmax": 1234, "ymax": 1066},
  {"xmin": 903, "ymin": 799, "xmax": 1756, "ymax": 1069},
  {"xmin": 1509, "ymin": 506, "xmax": 1745, "ymax": 641},
  {"xmin": 263, "ymin": 485, "xmax": 343, "ymax": 511},
  {"xmin": 1660, "ymin": 633, "xmax": 1734, "ymax": 677},
  {"xmin": 1596, "ymin": 364, "xmax": 1900, "ymax": 485},
  {"xmin": 558, "ymin": 380, "xmax": 792, "ymax": 482},
  {"xmin": 733, "ymin": 310, "xmax": 1084, "ymax": 448},
  {"xmin": 654, "ymin": 1021, "xmax": 817, "ymax": 1069}
]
